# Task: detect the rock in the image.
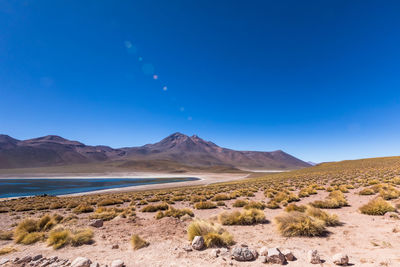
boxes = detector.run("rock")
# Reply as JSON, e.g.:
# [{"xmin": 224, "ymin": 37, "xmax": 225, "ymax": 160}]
[
  {"xmin": 112, "ymin": 244, "xmax": 119, "ymax": 249},
  {"xmin": 267, "ymin": 248, "xmax": 287, "ymax": 265},
  {"xmin": 183, "ymin": 245, "xmax": 193, "ymax": 252},
  {"xmin": 110, "ymin": 259, "xmax": 124, "ymax": 267},
  {"xmin": 219, "ymin": 248, "xmax": 230, "ymax": 257},
  {"xmin": 332, "ymin": 253, "xmax": 349, "ymax": 266},
  {"xmin": 232, "ymin": 246, "xmax": 258, "ymax": 261},
  {"xmin": 210, "ymin": 249, "xmax": 220, "ymax": 258},
  {"xmin": 259, "ymin": 256, "xmax": 267, "ymax": 263},
  {"xmin": 32, "ymin": 255, "xmax": 43, "ymax": 261},
  {"xmin": 0, "ymin": 259, "xmax": 9, "ymax": 266},
  {"xmin": 89, "ymin": 219, "xmax": 103, "ymax": 228},
  {"xmin": 191, "ymin": 236, "xmax": 205, "ymax": 250},
  {"xmin": 281, "ymin": 249, "xmax": 295, "ymax": 261},
  {"xmin": 16, "ymin": 256, "xmax": 32, "ymax": 264},
  {"xmin": 71, "ymin": 257, "xmax": 92, "ymax": 267},
  {"xmin": 90, "ymin": 262, "xmax": 100, "ymax": 267},
  {"xmin": 307, "ymin": 250, "xmax": 322, "ymax": 264},
  {"xmin": 259, "ymin": 246, "xmax": 268, "ymax": 256}
]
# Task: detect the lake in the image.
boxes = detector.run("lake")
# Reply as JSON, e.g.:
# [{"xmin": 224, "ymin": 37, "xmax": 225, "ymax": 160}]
[{"xmin": 0, "ymin": 177, "xmax": 200, "ymax": 198}]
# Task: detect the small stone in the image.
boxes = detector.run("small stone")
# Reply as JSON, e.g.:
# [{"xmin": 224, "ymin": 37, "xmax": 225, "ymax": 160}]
[
  {"xmin": 90, "ymin": 262, "xmax": 100, "ymax": 267},
  {"xmin": 17, "ymin": 256, "xmax": 32, "ymax": 264},
  {"xmin": 89, "ymin": 219, "xmax": 103, "ymax": 228},
  {"xmin": 0, "ymin": 259, "xmax": 9, "ymax": 265},
  {"xmin": 332, "ymin": 253, "xmax": 349, "ymax": 266},
  {"xmin": 32, "ymin": 255, "xmax": 43, "ymax": 261},
  {"xmin": 110, "ymin": 259, "xmax": 124, "ymax": 267},
  {"xmin": 219, "ymin": 248, "xmax": 230, "ymax": 257},
  {"xmin": 259, "ymin": 246, "xmax": 268, "ymax": 256},
  {"xmin": 267, "ymin": 248, "xmax": 286, "ymax": 265},
  {"xmin": 71, "ymin": 257, "xmax": 92, "ymax": 267},
  {"xmin": 259, "ymin": 256, "xmax": 267, "ymax": 263},
  {"xmin": 232, "ymin": 246, "xmax": 258, "ymax": 261},
  {"xmin": 112, "ymin": 244, "xmax": 119, "ymax": 249},
  {"xmin": 210, "ymin": 249, "xmax": 220, "ymax": 258},
  {"xmin": 191, "ymin": 236, "xmax": 205, "ymax": 250},
  {"xmin": 307, "ymin": 250, "xmax": 322, "ymax": 264},
  {"xmin": 183, "ymin": 245, "xmax": 193, "ymax": 252},
  {"xmin": 281, "ymin": 249, "xmax": 295, "ymax": 261}
]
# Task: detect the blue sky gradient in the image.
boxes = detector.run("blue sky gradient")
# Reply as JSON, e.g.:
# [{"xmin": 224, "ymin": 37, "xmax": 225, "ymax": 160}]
[{"xmin": 1, "ymin": 0, "xmax": 400, "ymax": 162}]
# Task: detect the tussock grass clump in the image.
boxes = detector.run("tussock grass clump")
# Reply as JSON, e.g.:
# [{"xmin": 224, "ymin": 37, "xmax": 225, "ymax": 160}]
[
  {"xmin": 89, "ymin": 207, "xmax": 119, "ymax": 221},
  {"xmin": 73, "ymin": 204, "xmax": 94, "ymax": 214},
  {"xmin": 274, "ymin": 211, "xmax": 327, "ymax": 237},
  {"xmin": 232, "ymin": 199, "xmax": 248, "ymax": 207},
  {"xmin": 305, "ymin": 206, "xmax": 341, "ymax": 226},
  {"xmin": 218, "ymin": 209, "xmax": 266, "ymax": 225},
  {"xmin": 244, "ymin": 201, "xmax": 266, "ymax": 210},
  {"xmin": 155, "ymin": 207, "xmax": 194, "ymax": 219},
  {"xmin": 47, "ymin": 228, "xmax": 94, "ymax": 249},
  {"xmin": 97, "ymin": 198, "xmax": 124, "ymax": 206},
  {"xmin": 187, "ymin": 220, "xmax": 234, "ymax": 248},
  {"xmin": 359, "ymin": 197, "xmax": 396, "ymax": 215},
  {"xmin": 212, "ymin": 194, "xmax": 231, "ymax": 201},
  {"xmin": 266, "ymin": 201, "xmax": 280, "ymax": 209},
  {"xmin": 359, "ymin": 188, "xmax": 375, "ymax": 195},
  {"xmin": 0, "ymin": 246, "xmax": 16, "ymax": 255},
  {"xmin": 131, "ymin": 234, "xmax": 149, "ymax": 250},
  {"xmin": 47, "ymin": 229, "xmax": 70, "ymax": 249},
  {"xmin": 311, "ymin": 190, "xmax": 348, "ymax": 209},
  {"xmin": 285, "ymin": 203, "xmax": 307, "ymax": 212},
  {"xmin": 194, "ymin": 201, "xmax": 217, "ymax": 209},
  {"xmin": 141, "ymin": 203, "xmax": 169, "ymax": 212},
  {"xmin": 70, "ymin": 228, "xmax": 94, "ymax": 246},
  {"xmin": 0, "ymin": 230, "xmax": 13, "ymax": 240},
  {"xmin": 14, "ymin": 216, "xmax": 51, "ymax": 245}
]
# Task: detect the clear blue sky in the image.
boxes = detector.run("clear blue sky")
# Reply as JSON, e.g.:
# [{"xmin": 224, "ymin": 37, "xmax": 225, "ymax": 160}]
[{"xmin": 1, "ymin": 0, "xmax": 400, "ymax": 163}]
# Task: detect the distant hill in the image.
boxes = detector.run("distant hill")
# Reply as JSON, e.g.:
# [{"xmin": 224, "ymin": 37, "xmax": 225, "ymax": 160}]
[{"xmin": 0, "ymin": 133, "xmax": 310, "ymax": 171}]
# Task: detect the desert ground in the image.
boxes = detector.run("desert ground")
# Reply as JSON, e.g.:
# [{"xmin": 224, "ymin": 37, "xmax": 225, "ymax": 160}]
[{"xmin": 1, "ymin": 157, "xmax": 400, "ymax": 267}]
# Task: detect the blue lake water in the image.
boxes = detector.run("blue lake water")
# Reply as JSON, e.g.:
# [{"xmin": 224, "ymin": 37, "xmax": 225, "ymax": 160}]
[{"xmin": 0, "ymin": 177, "xmax": 200, "ymax": 198}]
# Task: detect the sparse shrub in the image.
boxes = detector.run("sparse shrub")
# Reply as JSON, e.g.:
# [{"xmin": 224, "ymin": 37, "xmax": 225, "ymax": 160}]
[
  {"xmin": 232, "ymin": 199, "xmax": 248, "ymax": 207},
  {"xmin": 285, "ymin": 203, "xmax": 307, "ymax": 212},
  {"xmin": 359, "ymin": 197, "xmax": 396, "ymax": 215},
  {"xmin": 47, "ymin": 228, "xmax": 70, "ymax": 249},
  {"xmin": 70, "ymin": 228, "xmax": 94, "ymax": 246},
  {"xmin": 73, "ymin": 204, "xmax": 94, "ymax": 214},
  {"xmin": 155, "ymin": 207, "xmax": 194, "ymax": 219},
  {"xmin": 244, "ymin": 201, "xmax": 266, "ymax": 210},
  {"xmin": 218, "ymin": 209, "xmax": 266, "ymax": 225},
  {"xmin": 305, "ymin": 206, "xmax": 340, "ymax": 226},
  {"xmin": 359, "ymin": 188, "xmax": 375, "ymax": 195},
  {"xmin": 212, "ymin": 194, "xmax": 230, "ymax": 201},
  {"xmin": 274, "ymin": 211, "xmax": 327, "ymax": 237},
  {"xmin": 97, "ymin": 198, "xmax": 124, "ymax": 206},
  {"xmin": 216, "ymin": 201, "xmax": 226, "ymax": 206},
  {"xmin": 194, "ymin": 201, "xmax": 217, "ymax": 209},
  {"xmin": 131, "ymin": 234, "xmax": 149, "ymax": 250},
  {"xmin": 266, "ymin": 201, "xmax": 280, "ymax": 209},
  {"xmin": 141, "ymin": 203, "xmax": 169, "ymax": 212},
  {"xmin": 0, "ymin": 230, "xmax": 13, "ymax": 240},
  {"xmin": 187, "ymin": 220, "xmax": 234, "ymax": 248},
  {"xmin": 0, "ymin": 246, "xmax": 16, "ymax": 255},
  {"xmin": 311, "ymin": 190, "xmax": 348, "ymax": 209}
]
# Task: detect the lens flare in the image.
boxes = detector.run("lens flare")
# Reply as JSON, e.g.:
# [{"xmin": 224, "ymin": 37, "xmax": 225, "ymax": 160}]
[
  {"xmin": 153, "ymin": 74, "xmax": 158, "ymax": 80},
  {"xmin": 163, "ymin": 86, "xmax": 167, "ymax": 91}
]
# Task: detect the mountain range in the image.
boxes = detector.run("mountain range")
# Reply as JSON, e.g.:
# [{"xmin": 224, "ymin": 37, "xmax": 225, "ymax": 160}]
[{"xmin": 0, "ymin": 133, "xmax": 310, "ymax": 171}]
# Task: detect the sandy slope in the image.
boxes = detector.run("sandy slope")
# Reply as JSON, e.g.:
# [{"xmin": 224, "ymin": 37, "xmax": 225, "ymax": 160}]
[{"xmin": 1, "ymin": 188, "xmax": 399, "ymax": 266}]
